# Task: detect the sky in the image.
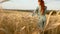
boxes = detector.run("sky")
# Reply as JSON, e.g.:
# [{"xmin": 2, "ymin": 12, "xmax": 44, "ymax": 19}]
[{"xmin": 1, "ymin": 0, "xmax": 60, "ymax": 10}]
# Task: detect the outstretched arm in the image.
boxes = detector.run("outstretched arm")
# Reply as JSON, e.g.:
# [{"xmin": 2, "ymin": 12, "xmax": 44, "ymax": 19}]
[{"xmin": 32, "ymin": 7, "xmax": 39, "ymax": 16}]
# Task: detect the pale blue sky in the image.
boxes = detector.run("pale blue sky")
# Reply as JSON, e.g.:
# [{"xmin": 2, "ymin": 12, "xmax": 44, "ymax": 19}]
[{"xmin": 1, "ymin": 0, "xmax": 60, "ymax": 10}]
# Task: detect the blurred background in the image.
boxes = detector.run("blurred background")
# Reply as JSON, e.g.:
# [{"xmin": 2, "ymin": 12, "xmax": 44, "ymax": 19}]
[{"xmin": 1, "ymin": 0, "xmax": 60, "ymax": 10}]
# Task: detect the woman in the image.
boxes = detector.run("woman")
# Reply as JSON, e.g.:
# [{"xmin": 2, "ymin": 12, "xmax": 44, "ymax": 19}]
[{"xmin": 38, "ymin": 0, "xmax": 47, "ymax": 30}]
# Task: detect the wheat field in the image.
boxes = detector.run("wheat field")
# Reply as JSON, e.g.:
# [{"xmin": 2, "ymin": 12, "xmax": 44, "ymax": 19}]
[{"xmin": 0, "ymin": 9, "xmax": 60, "ymax": 34}]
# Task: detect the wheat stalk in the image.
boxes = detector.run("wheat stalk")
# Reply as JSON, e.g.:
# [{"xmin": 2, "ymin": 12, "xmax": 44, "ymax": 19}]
[
  {"xmin": 44, "ymin": 11, "xmax": 53, "ymax": 31},
  {"xmin": 56, "ymin": 11, "xmax": 60, "ymax": 15},
  {"xmin": 44, "ymin": 11, "xmax": 60, "ymax": 31},
  {"xmin": 0, "ymin": 28, "xmax": 8, "ymax": 34}
]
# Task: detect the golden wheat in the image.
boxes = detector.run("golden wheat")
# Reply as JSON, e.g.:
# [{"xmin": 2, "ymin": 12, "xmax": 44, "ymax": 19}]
[{"xmin": 0, "ymin": 10, "xmax": 60, "ymax": 34}]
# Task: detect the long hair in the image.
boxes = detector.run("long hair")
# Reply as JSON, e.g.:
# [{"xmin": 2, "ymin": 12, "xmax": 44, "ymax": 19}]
[{"xmin": 38, "ymin": 0, "xmax": 45, "ymax": 15}]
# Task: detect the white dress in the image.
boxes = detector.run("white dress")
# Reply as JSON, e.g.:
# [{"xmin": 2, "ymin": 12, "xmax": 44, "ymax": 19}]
[
  {"xmin": 38, "ymin": 6, "xmax": 47, "ymax": 30},
  {"xmin": 32, "ymin": 6, "xmax": 47, "ymax": 30}
]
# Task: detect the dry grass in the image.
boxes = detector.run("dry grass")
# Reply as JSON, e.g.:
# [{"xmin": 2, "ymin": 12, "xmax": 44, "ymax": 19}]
[
  {"xmin": 0, "ymin": 10, "xmax": 39, "ymax": 34},
  {"xmin": 45, "ymin": 11, "xmax": 60, "ymax": 29},
  {"xmin": 0, "ymin": 9, "xmax": 60, "ymax": 34},
  {"xmin": 44, "ymin": 11, "xmax": 60, "ymax": 34}
]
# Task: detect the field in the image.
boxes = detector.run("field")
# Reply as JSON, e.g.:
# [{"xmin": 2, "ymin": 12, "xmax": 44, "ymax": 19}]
[{"xmin": 0, "ymin": 9, "xmax": 60, "ymax": 34}]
